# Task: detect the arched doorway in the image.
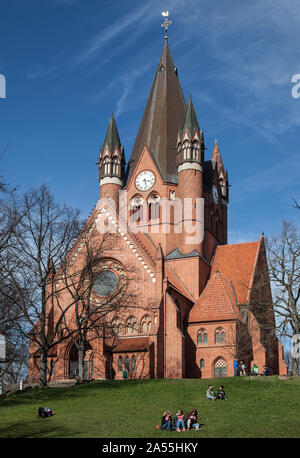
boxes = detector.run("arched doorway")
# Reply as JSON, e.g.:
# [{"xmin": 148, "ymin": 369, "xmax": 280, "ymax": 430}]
[
  {"xmin": 68, "ymin": 341, "xmax": 94, "ymax": 380},
  {"xmin": 214, "ymin": 357, "xmax": 227, "ymax": 378}
]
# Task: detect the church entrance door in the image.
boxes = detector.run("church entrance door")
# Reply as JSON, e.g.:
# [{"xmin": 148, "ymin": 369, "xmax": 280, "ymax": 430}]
[{"xmin": 214, "ymin": 357, "xmax": 227, "ymax": 378}]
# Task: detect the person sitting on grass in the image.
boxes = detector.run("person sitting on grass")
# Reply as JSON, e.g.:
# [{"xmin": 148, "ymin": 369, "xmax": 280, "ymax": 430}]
[
  {"xmin": 240, "ymin": 361, "xmax": 246, "ymax": 376},
  {"xmin": 160, "ymin": 411, "xmax": 172, "ymax": 431},
  {"xmin": 261, "ymin": 365, "xmax": 270, "ymax": 376},
  {"xmin": 217, "ymin": 385, "xmax": 227, "ymax": 400},
  {"xmin": 38, "ymin": 406, "xmax": 55, "ymax": 418},
  {"xmin": 185, "ymin": 409, "xmax": 200, "ymax": 430},
  {"xmin": 251, "ymin": 364, "xmax": 259, "ymax": 376},
  {"xmin": 175, "ymin": 410, "xmax": 186, "ymax": 431},
  {"xmin": 206, "ymin": 385, "xmax": 216, "ymax": 400}
]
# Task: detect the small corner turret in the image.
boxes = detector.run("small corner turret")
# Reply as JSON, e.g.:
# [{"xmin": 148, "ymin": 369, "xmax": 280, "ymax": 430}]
[
  {"xmin": 99, "ymin": 113, "xmax": 125, "ymax": 203},
  {"xmin": 176, "ymin": 96, "xmax": 204, "ymax": 172},
  {"xmin": 211, "ymin": 139, "xmax": 229, "ymax": 203}
]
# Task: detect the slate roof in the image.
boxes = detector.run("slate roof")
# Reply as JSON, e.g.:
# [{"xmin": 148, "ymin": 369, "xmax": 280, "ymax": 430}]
[{"xmin": 125, "ymin": 39, "xmax": 186, "ymax": 185}]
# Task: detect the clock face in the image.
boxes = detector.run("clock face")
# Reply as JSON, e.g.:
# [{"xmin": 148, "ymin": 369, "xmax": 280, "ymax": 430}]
[
  {"xmin": 212, "ymin": 185, "xmax": 219, "ymax": 204},
  {"xmin": 135, "ymin": 170, "xmax": 155, "ymax": 191}
]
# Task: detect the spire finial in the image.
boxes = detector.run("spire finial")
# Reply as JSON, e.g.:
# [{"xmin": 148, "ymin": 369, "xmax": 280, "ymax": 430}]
[{"xmin": 161, "ymin": 11, "xmax": 172, "ymax": 40}]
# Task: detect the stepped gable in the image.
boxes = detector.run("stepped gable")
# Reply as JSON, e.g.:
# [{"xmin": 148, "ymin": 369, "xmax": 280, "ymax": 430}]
[
  {"xmin": 189, "ymin": 270, "xmax": 241, "ymax": 322},
  {"xmin": 210, "ymin": 240, "xmax": 261, "ymax": 305}
]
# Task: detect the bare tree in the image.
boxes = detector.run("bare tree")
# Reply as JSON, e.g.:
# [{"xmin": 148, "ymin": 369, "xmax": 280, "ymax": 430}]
[
  {"xmin": 0, "ymin": 153, "xmax": 29, "ymax": 384},
  {"xmin": 58, "ymin": 232, "xmax": 139, "ymax": 383},
  {"xmin": 2, "ymin": 185, "xmax": 82, "ymax": 387},
  {"xmin": 265, "ymin": 220, "xmax": 300, "ymax": 375},
  {"xmin": 292, "ymin": 199, "xmax": 300, "ymax": 211}
]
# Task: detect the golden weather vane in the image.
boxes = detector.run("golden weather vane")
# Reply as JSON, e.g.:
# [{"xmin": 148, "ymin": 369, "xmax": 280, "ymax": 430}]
[{"xmin": 161, "ymin": 11, "xmax": 172, "ymax": 39}]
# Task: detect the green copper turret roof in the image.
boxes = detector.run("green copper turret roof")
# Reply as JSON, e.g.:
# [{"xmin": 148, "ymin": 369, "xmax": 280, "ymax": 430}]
[
  {"xmin": 179, "ymin": 96, "xmax": 201, "ymax": 139},
  {"xmin": 102, "ymin": 113, "xmax": 122, "ymax": 153}
]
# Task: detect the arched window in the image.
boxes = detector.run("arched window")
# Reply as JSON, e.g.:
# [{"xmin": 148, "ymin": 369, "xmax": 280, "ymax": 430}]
[
  {"xmin": 112, "ymin": 156, "xmax": 120, "ymax": 176},
  {"xmin": 130, "ymin": 196, "xmax": 144, "ymax": 223},
  {"xmin": 126, "ymin": 316, "xmax": 138, "ymax": 335},
  {"xmin": 132, "ymin": 356, "xmax": 136, "ymax": 373},
  {"xmin": 112, "ymin": 318, "xmax": 123, "ymax": 336},
  {"xmin": 214, "ymin": 357, "xmax": 227, "ymax": 378},
  {"xmin": 200, "ymin": 359, "xmax": 205, "ymax": 369},
  {"xmin": 118, "ymin": 356, "xmax": 123, "ymax": 373},
  {"xmin": 215, "ymin": 328, "xmax": 226, "ymax": 344},
  {"xmin": 125, "ymin": 356, "xmax": 130, "ymax": 371},
  {"xmin": 103, "ymin": 156, "xmax": 111, "ymax": 175},
  {"xmin": 141, "ymin": 315, "xmax": 151, "ymax": 333},
  {"xmin": 148, "ymin": 194, "xmax": 160, "ymax": 220},
  {"xmin": 50, "ymin": 360, "xmax": 55, "ymax": 376},
  {"xmin": 197, "ymin": 329, "xmax": 208, "ymax": 345}
]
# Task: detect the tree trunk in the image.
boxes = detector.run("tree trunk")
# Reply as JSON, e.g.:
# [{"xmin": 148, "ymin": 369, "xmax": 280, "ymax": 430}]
[
  {"xmin": 78, "ymin": 341, "xmax": 85, "ymax": 383},
  {"xmin": 39, "ymin": 351, "xmax": 48, "ymax": 388},
  {"xmin": 291, "ymin": 356, "xmax": 299, "ymax": 376}
]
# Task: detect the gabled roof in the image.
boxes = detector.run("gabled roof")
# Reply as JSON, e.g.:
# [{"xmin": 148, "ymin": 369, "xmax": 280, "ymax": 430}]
[
  {"xmin": 189, "ymin": 270, "xmax": 241, "ymax": 322},
  {"xmin": 112, "ymin": 337, "xmax": 150, "ymax": 353},
  {"xmin": 125, "ymin": 40, "xmax": 186, "ymax": 185},
  {"xmin": 210, "ymin": 240, "xmax": 261, "ymax": 305},
  {"xmin": 165, "ymin": 263, "xmax": 195, "ymax": 303}
]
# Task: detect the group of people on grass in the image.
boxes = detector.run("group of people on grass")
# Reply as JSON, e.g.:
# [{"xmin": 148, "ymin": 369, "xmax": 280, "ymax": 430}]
[
  {"xmin": 233, "ymin": 360, "xmax": 270, "ymax": 377},
  {"xmin": 158, "ymin": 385, "xmax": 228, "ymax": 431},
  {"xmin": 158, "ymin": 408, "xmax": 201, "ymax": 432},
  {"xmin": 206, "ymin": 384, "xmax": 227, "ymax": 400}
]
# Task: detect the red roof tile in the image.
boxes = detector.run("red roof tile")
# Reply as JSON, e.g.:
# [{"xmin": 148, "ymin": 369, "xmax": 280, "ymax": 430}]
[
  {"xmin": 210, "ymin": 240, "xmax": 261, "ymax": 305},
  {"xmin": 165, "ymin": 264, "xmax": 195, "ymax": 303},
  {"xmin": 189, "ymin": 270, "xmax": 242, "ymax": 322},
  {"xmin": 112, "ymin": 337, "xmax": 150, "ymax": 353}
]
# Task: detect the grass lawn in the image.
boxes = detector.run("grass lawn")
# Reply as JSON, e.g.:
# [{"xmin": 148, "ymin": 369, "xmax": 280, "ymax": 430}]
[{"xmin": 0, "ymin": 376, "xmax": 300, "ymax": 438}]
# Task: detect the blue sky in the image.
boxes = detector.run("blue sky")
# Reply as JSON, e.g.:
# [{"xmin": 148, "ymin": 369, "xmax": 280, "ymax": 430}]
[{"xmin": 0, "ymin": 0, "xmax": 299, "ymax": 244}]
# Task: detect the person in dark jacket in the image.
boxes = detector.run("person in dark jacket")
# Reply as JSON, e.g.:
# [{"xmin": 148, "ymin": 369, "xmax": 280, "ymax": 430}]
[
  {"xmin": 261, "ymin": 366, "xmax": 270, "ymax": 376},
  {"xmin": 217, "ymin": 385, "xmax": 227, "ymax": 400},
  {"xmin": 186, "ymin": 409, "xmax": 200, "ymax": 430},
  {"xmin": 160, "ymin": 411, "xmax": 172, "ymax": 431}
]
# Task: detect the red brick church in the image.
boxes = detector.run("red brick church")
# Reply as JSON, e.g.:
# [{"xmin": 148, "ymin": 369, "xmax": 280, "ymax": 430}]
[{"xmin": 29, "ymin": 36, "xmax": 286, "ymax": 383}]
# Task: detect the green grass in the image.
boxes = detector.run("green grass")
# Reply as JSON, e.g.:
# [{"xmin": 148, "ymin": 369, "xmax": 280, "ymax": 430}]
[{"xmin": 1, "ymin": 376, "xmax": 300, "ymax": 438}]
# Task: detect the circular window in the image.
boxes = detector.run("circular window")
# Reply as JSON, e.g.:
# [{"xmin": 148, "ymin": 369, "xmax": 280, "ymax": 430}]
[{"xmin": 93, "ymin": 270, "xmax": 119, "ymax": 297}]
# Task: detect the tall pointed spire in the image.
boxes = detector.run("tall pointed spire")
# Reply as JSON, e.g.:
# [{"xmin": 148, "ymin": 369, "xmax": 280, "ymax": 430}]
[
  {"xmin": 211, "ymin": 139, "xmax": 228, "ymax": 202},
  {"xmin": 125, "ymin": 40, "xmax": 186, "ymax": 184},
  {"xmin": 179, "ymin": 96, "xmax": 204, "ymax": 143},
  {"xmin": 102, "ymin": 113, "xmax": 122, "ymax": 155},
  {"xmin": 211, "ymin": 139, "xmax": 224, "ymax": 171}
]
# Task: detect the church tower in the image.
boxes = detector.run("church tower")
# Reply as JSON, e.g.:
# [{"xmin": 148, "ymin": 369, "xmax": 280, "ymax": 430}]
[
  {"xmin": 99, "ymin": 113, "xmax": 125, "ymax": 206},
  {"xmin": 176, "ymin": 96, "xmax": 205, "ymax": 254}
]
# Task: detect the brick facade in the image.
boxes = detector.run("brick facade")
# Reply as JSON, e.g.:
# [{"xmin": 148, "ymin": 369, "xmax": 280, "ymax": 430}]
[{"xmin": 29, "ymin": 39, "xmax": 286, "ymax": 384}]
